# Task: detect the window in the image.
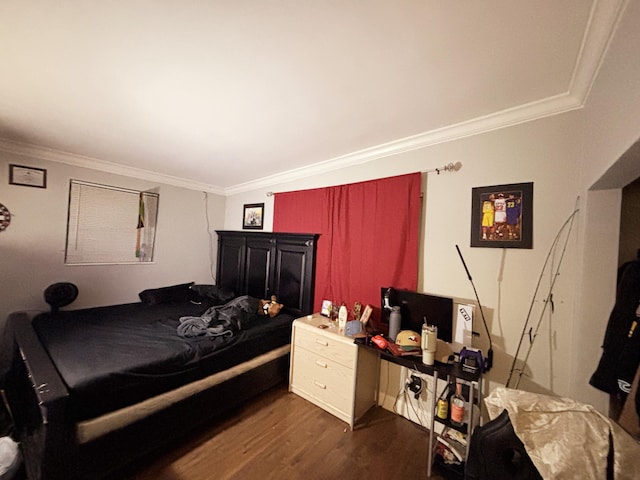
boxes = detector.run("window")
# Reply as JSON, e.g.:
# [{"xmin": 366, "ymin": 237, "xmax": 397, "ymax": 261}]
[{"xmin": 65, "ymin": 180, "xmax": 159, "ymax": 264}]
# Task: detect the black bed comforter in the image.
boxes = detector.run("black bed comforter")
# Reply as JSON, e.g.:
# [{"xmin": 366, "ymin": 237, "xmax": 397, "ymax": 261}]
[{"xmin": 32, "ymin": 298, "xmax": 293, "ymax": 422}]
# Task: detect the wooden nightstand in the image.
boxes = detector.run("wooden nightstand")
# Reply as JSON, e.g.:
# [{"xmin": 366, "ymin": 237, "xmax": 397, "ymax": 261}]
[{"xmin": 289, "ymin": 313, "xmax": 379, "ymax": 430}]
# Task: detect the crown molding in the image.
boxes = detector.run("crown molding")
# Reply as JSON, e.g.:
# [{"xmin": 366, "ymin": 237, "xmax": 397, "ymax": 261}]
[
  {"xmin": 225, "ymin": 92, "xmax": 582, "ymax": 196},
  {"xmin": 568, "ymin": 0, "xmax": 628, "ymax": 104},
  {"xmin": 226, "ymin": 0, "xmax": 627, "ymax": 196},
  {"xmin": 1, "ymin": 0, "xmax": 626, "ymax": 197},
  {"xmin": 0, "ymin": 138, "xmax": 226, "ymax": 195}
]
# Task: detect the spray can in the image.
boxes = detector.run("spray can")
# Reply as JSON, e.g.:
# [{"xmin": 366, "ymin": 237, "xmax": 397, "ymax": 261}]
[{"xmin": 436, "ymin": 397, "xmax": 449, "ymax": 420}]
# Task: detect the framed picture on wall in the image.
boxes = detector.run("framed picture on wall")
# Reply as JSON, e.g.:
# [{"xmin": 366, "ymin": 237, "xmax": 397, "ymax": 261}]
[
  {"xmin": 243, "ymin": 203, "xmax": 264, "ymax": 230},
  {"xmin": 470, "ymin": 182, "xmax": 533, "ymax": 249},
  {"xmin": 9, "ymin": 164, "xmax": 47, "ymax": 188}
]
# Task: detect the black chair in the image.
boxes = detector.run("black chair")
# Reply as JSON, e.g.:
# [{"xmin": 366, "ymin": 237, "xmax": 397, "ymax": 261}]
[{"xmin": 465, "ymin": 409, "xmax": 542, "ymax": 480}]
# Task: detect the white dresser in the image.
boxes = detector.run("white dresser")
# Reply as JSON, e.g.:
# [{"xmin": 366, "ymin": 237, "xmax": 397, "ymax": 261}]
[{"xmin": 289, "ymin": 313, "xmax": 379, "ymax": 430}]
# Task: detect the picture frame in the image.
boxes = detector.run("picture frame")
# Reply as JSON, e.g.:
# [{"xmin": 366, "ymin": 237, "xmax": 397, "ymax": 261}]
[
  {"xmin": 242, "ymin": 203, "xmax": 264, "ymax": 230},
  {"xmin": 470, "ymin": 182, "xmax": 533, "ymax": 249},
  {"xmin": 9, "ymin": 164, "xmax": 47, "ymax": 188},
  {"xmin": 321, "ymin": 300, "xmax": 333, "ymax": 317}
]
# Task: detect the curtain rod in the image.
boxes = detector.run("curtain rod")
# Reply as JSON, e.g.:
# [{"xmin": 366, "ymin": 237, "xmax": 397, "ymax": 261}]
[
  {"xmin": 423, "ymin": 161, "xmax": 463, "ymax": 175},
  {"xmin": 266, "ymin": 162, "xmax": 462, "ymax": 197}
]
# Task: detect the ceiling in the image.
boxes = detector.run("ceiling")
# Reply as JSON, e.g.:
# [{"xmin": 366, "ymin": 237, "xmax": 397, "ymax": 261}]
[{"xmin": 0, "ymin": 1, "xmax": 626, "ymax": 194}]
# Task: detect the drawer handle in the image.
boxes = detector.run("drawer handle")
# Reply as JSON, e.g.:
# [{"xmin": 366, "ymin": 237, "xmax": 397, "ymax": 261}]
[
  {"xmin": 313, "ymin": 380, "xmax": 327, "ymax": 389},
  {"xmin": 315, "ymin": 360, "xmax": 328, "ymax": 368},
  {"xmin": 315, "ymin": 339, "xmax": 329, "ymax": 346}
]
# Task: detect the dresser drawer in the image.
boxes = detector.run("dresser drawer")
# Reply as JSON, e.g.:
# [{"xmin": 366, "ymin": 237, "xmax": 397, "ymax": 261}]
[
  {"xmin": 294, "ymin": 325, "xmax": 355, "ymax": 368},
  {"xmin": 291, "ymin": 346, "xmax": 354, "ymax": 414}
]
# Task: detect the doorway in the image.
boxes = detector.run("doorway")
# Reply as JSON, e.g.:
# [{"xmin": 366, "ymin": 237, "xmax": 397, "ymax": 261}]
[{"xmin": 616, "ymin": 177, "xmax": 640, "ymax": 439}]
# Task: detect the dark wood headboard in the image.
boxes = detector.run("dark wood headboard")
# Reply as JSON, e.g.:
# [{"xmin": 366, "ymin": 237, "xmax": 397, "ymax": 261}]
[{"xmin": 216, "ymin": 231, "xmax": 319, "ymax": 318}]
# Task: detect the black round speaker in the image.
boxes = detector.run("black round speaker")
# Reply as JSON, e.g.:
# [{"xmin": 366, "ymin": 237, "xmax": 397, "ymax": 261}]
[{"xmin": 44, "ymin": 282, "xmax": 79, "ymax": 311}]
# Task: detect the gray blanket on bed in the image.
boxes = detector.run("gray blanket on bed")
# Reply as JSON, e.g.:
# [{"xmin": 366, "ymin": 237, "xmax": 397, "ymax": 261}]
[{"xmin": 177, "ymin": 295, "xmax": 260, "ymax": 338}]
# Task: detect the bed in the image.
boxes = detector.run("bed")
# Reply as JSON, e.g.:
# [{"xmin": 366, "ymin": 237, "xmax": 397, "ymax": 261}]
[{"xmin": 4, "ymin": 282, "xmax": 304, "ymax": 480}]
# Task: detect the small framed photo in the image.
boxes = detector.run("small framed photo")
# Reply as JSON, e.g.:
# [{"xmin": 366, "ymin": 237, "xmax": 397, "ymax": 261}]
[
  {"xmin": 321, "ymin": 300, "xmax": 333, "ymax": 317},
  {"xmin": 242, "ymin": 203, "xmax": 264, "ymax": 230},
  {"xmin": 9, "ymin": 164, "xmax": 47, "ymax": 188},
  {"xmin": 470, "ymin": 182, "xmax": 533, "ymax": 249}
]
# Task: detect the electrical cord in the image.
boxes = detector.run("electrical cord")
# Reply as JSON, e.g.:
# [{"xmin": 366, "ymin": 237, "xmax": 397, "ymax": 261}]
[
  {"xmin": 406, "ymin": 391, "xmax": 427, "ymax": 428},
  {"xmin": 203, "ymin": 192, "xmax": 216, "ymax": 282},
  {"xmin": 396, "ymin": 385, "xmax": 429, "ymax": 429},
  {"xmin": 393, "ymin": 379, "xmax": 425, "ymax": 425},
  {"xmin": 392, "ymin": 384, "xmax": 407, "ymax": 416},
  {"xmin": 394, "ymin": 371, "xmax": 436, "ymax": 429}
]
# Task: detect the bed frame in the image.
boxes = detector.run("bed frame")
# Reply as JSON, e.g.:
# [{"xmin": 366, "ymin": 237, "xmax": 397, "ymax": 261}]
[
  {"xmin": 7, "ymin": 311, "xmax": 291, "ymax": 480},
  {"xmin": 5, "ymin": 232, "xmax": 318, "ymax": 480}
]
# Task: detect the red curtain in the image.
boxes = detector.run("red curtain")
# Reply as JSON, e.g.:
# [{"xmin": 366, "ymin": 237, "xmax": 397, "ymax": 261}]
[{"xmin": 273, "ymin": 172, "xmax": 421, "ymax": 322}]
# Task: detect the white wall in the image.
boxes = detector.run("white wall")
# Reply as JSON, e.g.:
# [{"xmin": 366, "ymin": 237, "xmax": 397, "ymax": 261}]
[
  {"xmin": 226, "ymin": 113, "xmax": 584, "ymax": 400},
  {"xmin": 0, "ymin": 153, "xmax": 226, "ymax": 357},
  {"xmin": 224, "ymin": 1, "xmax": 640, "ymax": 413},
  {"xmin": 567, "ymin": 0, "xmax": 640, "ymax": 411}
]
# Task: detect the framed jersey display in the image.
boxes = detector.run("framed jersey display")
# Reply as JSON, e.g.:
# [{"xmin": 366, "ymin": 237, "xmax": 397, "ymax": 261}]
[{"xmin": 470, "ymin": 182, "xmax": 533, "ymax": 249}]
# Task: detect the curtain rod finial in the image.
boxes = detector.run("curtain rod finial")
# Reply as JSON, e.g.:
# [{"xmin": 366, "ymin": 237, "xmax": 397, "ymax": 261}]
[
  {"xmin": 444, "ymin": 162, "xmax": 463, "ymax": 172},
  {"xmin": 266, "ymin": 191, "xmax": 274, "ymax": 197}
]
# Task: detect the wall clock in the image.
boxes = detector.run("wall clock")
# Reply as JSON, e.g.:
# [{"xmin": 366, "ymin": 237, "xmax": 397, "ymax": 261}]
[{"xmin": 0, "ymin": 203, "xmax": 12, "ymax": 231}]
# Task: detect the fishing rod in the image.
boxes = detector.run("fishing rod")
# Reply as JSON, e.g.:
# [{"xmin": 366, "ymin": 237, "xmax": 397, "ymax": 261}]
[{"xmin": 506, "ymin": 198, "xmax": 580, "ymax": 388}]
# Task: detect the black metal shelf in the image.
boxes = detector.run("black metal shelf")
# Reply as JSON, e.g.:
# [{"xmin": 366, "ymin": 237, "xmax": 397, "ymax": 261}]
[
  {"xmin": 357, "ymin": 339, "xmax": 483, "ymax": 479},
  {"xmin": 434, "ymin": 416, "xmax": 469, "ymax": 435}
]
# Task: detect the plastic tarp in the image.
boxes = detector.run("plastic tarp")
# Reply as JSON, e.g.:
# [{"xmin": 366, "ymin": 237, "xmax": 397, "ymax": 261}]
[{"xmin": 485, "ymin": 387, "xmax": 640, "ymax": 480}]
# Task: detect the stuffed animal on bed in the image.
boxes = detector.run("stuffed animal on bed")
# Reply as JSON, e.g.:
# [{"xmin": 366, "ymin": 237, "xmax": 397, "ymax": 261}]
[{"xmin": 258, "ymin": 295, "xmax": 284, "ymax": 317}]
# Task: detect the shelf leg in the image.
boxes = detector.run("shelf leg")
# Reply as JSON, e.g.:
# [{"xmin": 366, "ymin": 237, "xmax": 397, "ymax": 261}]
[{"xmin": 427, "ymin": 369, "xmax": 438, "ymax": 477}]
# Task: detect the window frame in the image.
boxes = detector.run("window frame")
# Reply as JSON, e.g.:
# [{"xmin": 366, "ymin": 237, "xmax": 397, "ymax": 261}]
[{"xmin": 64, "ymin": 180, "xmax": 159, "ymax": 265}]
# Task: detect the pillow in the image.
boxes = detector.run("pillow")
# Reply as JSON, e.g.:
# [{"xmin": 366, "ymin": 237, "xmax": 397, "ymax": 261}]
[
  {"xmin": 189, "ymin": 284, "xmax": 235, "ymax": 303},
  {"xmin": 139, "ymin": 282, "xmax": 195, "ymax": 305}
]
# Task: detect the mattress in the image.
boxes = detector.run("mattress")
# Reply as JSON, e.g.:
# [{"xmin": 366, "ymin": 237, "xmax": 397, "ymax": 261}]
[{"xmin": 32, "ymin": 300, "xmax": 294, "ymax": 421}]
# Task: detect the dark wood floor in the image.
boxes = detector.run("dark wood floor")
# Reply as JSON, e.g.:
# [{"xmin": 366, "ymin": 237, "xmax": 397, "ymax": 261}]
[{"xmin": 124, "ymin": 384, "xmax": 452, "ymax": 480}]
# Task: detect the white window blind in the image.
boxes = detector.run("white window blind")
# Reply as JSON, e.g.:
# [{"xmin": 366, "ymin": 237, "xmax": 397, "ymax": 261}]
[{"xmin": 65, "ymin": 180, "xmax": 159, "ymax": 264}]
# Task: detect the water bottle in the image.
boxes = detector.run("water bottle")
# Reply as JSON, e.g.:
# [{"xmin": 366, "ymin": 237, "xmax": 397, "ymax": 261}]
[
  {"xmin": 389, "ymin": 306, "xmax": 401, "ymax": 341},
  {"xmin": 421, "ymin": 324, "xmax": 437, "ymax": 365}
]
